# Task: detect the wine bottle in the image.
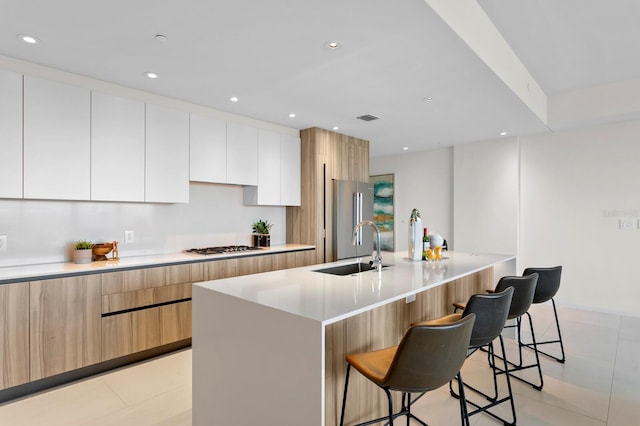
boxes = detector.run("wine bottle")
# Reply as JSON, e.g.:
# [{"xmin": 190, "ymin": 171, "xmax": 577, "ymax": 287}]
[{"xmin": 422, "ymin": 228, "xmax": 429, "ymax": 260}]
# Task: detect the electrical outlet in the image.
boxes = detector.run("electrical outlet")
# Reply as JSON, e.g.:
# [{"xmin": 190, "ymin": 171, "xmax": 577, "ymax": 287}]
[
  {"xmin": 124, "ymin": 230, "xmax": 134, "ymax": 243},
  {"xmin": 0, "ymin": 235, "xmax": 6, "ymax": 251},
  {"xmin": 405, "ymin": 294, "xmax": 416, "ymax": 304}
]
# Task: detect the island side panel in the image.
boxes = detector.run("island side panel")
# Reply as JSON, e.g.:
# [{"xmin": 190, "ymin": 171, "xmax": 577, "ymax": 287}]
[
  {"xmin": 324, "ymin": 266, "xmax": 493, "ymax": 425},
  {"xmin": 193, "ymin": 284, "xmax": 324, "ymax": 426}
]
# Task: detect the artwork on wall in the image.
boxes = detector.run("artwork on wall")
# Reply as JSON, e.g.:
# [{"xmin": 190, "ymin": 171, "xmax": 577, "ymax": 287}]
[{"xmin": 370, "ymin": 174, "xmax": 394, "ymax": 251}]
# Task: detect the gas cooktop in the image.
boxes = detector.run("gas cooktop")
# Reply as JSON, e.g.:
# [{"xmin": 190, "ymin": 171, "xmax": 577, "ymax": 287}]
[{"xmin": 185, "ymin": 245, "xmax": 263, "ymax": 256}]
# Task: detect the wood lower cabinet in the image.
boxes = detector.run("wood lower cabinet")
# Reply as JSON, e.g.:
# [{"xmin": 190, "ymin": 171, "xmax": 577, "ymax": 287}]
[
  {"xmin": 0, "ymin": 282, "xmax": 29, "ymax": 390},
  {"xmin": 102, "ymin": 300, "xmax": 191, "ymax": 361},
  {"xmin": 0, "ymin": 248, "xmax": 313, "ymax": 393},
  {"xmin": 29, "ymin": 275, "xmax": 102, "ymax": 381}
]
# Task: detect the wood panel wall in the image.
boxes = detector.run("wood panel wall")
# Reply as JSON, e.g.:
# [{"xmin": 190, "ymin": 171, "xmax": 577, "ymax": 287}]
[
  {"xmin": 324, "ymin": 267, "xmax": 493, "ymax": 425},
  {"xmin": 286, "ymin": 127, "xmax": 369, "ymax": 265}
]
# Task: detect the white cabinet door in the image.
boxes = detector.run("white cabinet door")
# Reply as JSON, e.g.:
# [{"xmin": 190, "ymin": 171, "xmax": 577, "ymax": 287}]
[
  {"xmin": 0, "ymin": 70, "xmax": 23, "ymax": 199},
  {"xmin": 280, "ymin": 134, "xmax": 301, "ymax": 206},
  {"xmin": 190, "ymin": 113, "xmax": 227, "ymax": 183},
  {"xmin": 226, "ymin": 122, "xmax": 258, "ymax": 186},
  {"xmin": 23, "ymin": 76, "xmax": 91, "ymax": 200},
  {"xmin": 145, "ymin": 104, "xmax": 190, "ymax": 203},
  {"xmin": 244, "ymin": 131, "xmax": 301, "ymax": 206},
  {"xmin": 91, "ymin": 92, "xmax": 145, "ymax": 202},
  {"xmin": 256, "ymin": 129, "xmax": 281, "ymax": 205}
]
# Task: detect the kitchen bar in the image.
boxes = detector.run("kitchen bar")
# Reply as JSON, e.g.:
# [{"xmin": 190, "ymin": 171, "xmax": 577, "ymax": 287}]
[{"xmin": 192, "ymin": 251, "xmax": 516, "ymax": 425}]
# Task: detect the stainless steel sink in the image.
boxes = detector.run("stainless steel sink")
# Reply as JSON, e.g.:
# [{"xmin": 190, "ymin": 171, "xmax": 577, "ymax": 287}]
[{"xmin": 313, "ymin": 262, "xmax": 389, "ymax": 276}]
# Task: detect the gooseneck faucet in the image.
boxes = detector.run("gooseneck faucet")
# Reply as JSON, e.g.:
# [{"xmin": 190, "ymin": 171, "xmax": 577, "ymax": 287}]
[{"xmin": 353, "ymin": 220, "xmax": 382, "ymax": 271}]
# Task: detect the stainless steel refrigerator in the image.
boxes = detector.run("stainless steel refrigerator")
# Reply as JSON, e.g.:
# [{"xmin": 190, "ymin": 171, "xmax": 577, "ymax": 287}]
[{"xmin": 332, "ymin": 179, "xmax": 374, "ymax": 260}]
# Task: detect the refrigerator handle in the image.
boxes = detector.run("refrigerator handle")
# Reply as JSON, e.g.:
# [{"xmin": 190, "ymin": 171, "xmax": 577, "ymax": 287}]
[{"xmin": 357, "ymin": 192, "xmax": 363, "ymax": 245}]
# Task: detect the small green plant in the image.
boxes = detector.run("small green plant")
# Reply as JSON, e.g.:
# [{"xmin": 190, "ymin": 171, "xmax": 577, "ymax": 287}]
[
  {"xmin": 252, "ymin": 220, "xmax": 273, "ymax": 235},
  {"xmin": 74, "ymin": 240, "xmax": 94, "ymax": 250}
]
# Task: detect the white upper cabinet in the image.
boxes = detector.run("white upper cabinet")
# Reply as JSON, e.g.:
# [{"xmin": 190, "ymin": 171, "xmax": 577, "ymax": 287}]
[
  {"xmin": 280, "ymin": 134, "xmax": 301, "ymax": 206},
  {"xmin": 226, "ymin": 122, "xmax": 258, "ymax": 186},
  {"xmin": 243, "ymin": 131, "xmax": 301, "ymax": 206},
  {"xmin": 145, "ymin": 104, "xmax": 190, "ymax": 203},
  {"xmin": 243, "ymin": 129, "xmax": 281, "ymax": 205},
  {"xmin": 190, "ymin": 113, "xmax": 227, "ymax": 183},
  {"xmin": 0, "ymin": 70, "xmax": 23, "ymax": 199},
  {"xmin": 91, "ymin": 92, "xmax": 145, "ymax": 202},
  {"xmin": 23, "ymin": 76, "xmax": 91, "ymax": 200}
]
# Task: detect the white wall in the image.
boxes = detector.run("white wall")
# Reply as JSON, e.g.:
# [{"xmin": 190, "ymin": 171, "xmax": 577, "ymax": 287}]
[
  {"xmin": 453, "ymin": 138, "xmax": 519, "ymax": 257},
  {"xmin": 0, "ymin": 183, "xmax": 285, "ymax": 267},
  {"xmin": 520, "ymin": 120, "xmax": 640, "ymax": 315},
  {"xmin": 370, "ymin": 147, "xmax": 453, "ymax": 254},
  {"xmin": 372, "ymin": 120, "xmax": 640, "ymax": 316}
]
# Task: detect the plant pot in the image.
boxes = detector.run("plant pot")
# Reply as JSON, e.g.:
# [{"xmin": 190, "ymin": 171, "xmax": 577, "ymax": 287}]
[
  {"xmin": 73, "ymin": 249, "xmax": 93, "ymax": 264},
  {"xmin": 252, "ymin": 234, "xmax": 270, "ymax": 247}
]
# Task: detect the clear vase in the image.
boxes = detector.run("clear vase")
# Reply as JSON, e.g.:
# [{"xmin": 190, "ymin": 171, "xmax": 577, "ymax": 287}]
[{"xmin": 408, "ymin": 216, "xmax": 422, "ymax": 261}]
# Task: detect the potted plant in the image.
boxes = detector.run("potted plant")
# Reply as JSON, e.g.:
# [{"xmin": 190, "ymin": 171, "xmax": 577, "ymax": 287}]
[
  {"xmin": 251, "ymin": 220, "xmax": 273, "ymax": 247},
  {"xmin": 73, "ymin": 240, "xmax": 94, "ymax": 264}
]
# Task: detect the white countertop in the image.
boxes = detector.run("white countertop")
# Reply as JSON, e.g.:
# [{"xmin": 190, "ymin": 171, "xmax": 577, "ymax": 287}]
[
  {"xmin": 194, "ymin": 251, "xmax": 515, "ymax": 325},
  {"xmin": 0, "ymin": 244, "xmax": 314, "ymax": 284}
]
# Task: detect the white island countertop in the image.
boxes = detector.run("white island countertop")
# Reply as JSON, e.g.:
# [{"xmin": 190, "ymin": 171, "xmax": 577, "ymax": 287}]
[
  {"xmin": 192, "ymin": 250, "xmax": 516, "ymax": 425},
  {"xmin": 194, "ymin": 250, "xmax": 515, "ymax": 325}
]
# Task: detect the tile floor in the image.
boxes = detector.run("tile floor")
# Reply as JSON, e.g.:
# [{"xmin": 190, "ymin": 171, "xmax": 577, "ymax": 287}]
[{"xmin": 0, "ymin": 304, "xmax": 638, "ymax": 425}]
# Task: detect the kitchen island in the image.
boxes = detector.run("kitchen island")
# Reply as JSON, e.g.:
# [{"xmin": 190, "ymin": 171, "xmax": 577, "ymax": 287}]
[{"xmin": 192, "ymin": 251, "xmax": 515, "ymax": 426}]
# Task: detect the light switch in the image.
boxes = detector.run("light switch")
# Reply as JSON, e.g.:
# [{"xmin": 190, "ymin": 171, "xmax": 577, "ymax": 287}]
[
  {"xmin": 619, "ymin": 219, "xmax": 635, "ymax": 230},
  {"xmin": 0, "ymin": 235, "xmax": 6, "ymax": 251}
]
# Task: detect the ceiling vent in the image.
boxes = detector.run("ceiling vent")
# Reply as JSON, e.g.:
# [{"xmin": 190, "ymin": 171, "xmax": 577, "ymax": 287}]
[{"xmin": 356, "ymin": 114, "xmax": 381, "ymax": 122}]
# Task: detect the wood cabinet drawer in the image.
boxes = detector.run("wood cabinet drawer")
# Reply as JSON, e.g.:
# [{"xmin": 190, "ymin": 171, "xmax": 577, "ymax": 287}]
[
  {"xmin": 102, "ymin": 300, "xmax": 191, "ymax": 361},
  {"xmin": 102, "ymin": 282, "xmax": 192, "ymax": 314},
  {"xmin": 102, "ymin": 264, "xmax": 191, "ymax": 295}
]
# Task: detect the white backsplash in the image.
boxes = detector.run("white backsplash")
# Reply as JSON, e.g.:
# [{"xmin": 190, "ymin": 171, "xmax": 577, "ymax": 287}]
[{"xmin": 0, "ymin": 182, "xmax": 285, "ymax": 267}]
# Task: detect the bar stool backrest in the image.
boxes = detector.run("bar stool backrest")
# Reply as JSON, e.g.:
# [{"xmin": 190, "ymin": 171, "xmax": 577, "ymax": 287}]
[
  {"xmin": 462, "ymin": 287, "xmax": 514, "ymax": 348},
  {"xmin": 495, "ymin": 274, "xmax": 538, "ymax": 320},
  {"xmin": 523, "ymin": 266, "xmax": 562, "ymax": 303},
  {"xmin": 384, "ymin": 314, "xmax": 475, "ymax": 393}
]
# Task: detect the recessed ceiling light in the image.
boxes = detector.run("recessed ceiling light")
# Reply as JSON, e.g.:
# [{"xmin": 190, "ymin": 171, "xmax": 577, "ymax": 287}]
[
  {"xmin": 229, "ymin": 96, "xmax": 239, "ymax": 102},
  {"xmin": 154, "ymin": 34, "xmax": 168, "ymax": 42},
  {"xmin": 403, "ymin": 147, "xmax": 409, "ymax": 151},
  {"xmin": 332, "ymin": 126, "xmax": 339, "ymax": 130},
  {"xmin": 324, "ymin": 41, "xmax": 342, "ymax": 50},
  {"xmin": 422, "ymin": 97, "xmax": 433, "ymax": 102},
  {"xmin": 144, "ymin": 72, "xmax": 158, "ymax": 79},
  {"xmin": 17, "ymin": 34, "xmax": 39, "ymax": 44},
  {"xmin": 289, "ymin": 113, "xmax": 296, "ymax": 118},
  {"xmin": 499, "ymin": 131, "xmax": 507, "ymax": 136}
]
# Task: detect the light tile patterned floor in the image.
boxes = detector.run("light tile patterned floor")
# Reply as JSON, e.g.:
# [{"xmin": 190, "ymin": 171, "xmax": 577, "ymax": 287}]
[{"xmin": 0, "ymin": 304, "xmax": 638, "ymax": 425}]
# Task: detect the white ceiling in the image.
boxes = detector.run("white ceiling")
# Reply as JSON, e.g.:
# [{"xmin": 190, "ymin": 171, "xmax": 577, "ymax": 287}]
[{"xmin": 1, "ymin": 0, "xmax": 639, "ymax": 157}]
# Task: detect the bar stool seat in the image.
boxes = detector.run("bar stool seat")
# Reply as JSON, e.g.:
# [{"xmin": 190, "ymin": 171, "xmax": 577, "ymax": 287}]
[
  {"xmin": 339, "ymin": 313, "xmax": 476, "ymax": 426},
  {"xmin": 521, "ymin": 266, "xmax": 565, "ymax": 363}
]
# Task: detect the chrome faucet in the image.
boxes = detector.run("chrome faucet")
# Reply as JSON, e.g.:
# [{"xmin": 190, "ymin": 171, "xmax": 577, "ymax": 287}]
[{"xmin": 353, "ymin": 220, "xmax": 383, "ymax": 271}]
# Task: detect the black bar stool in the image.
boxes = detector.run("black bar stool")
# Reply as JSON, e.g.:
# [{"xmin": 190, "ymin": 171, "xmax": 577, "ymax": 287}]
[
  {"xmin": 445, "ymin": 288, "xmax": 517, "ymax": 425},
  {"xmin": 482, "ymin": 274, "xmax": 544, "ymax": 391},
  {"xmin": 521, "ymin": 266, "xmax": 565, "ymax": 363},
  {"xmin": 339, "ymin": 314, "xmax": 476, "ymax": 426}
]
